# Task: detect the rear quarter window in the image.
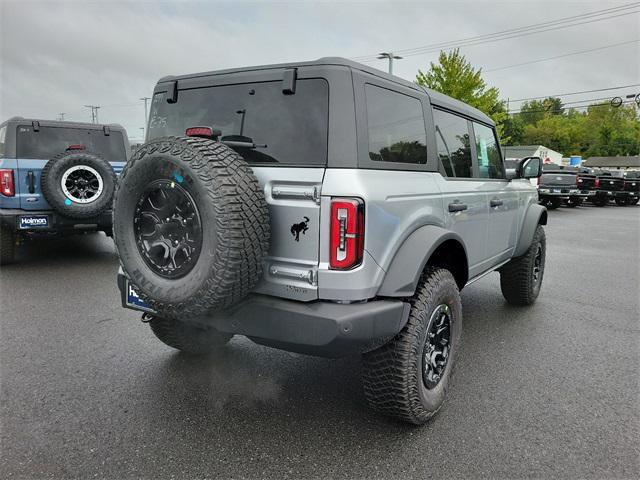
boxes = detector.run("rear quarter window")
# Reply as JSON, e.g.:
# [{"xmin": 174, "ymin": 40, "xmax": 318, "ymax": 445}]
[{"xmin": 16, "ymin": 126, "xmax": 127, "ymax": 162}]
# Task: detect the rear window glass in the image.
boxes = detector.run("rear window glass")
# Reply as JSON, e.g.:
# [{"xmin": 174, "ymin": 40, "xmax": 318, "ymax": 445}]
[
  {"xmin": 16, "ymin": 126, "xmax": 127, "ymax": 161},
  {"xmin": 148, "ymin": 79, "xmax": 329, "ymax": 166}
]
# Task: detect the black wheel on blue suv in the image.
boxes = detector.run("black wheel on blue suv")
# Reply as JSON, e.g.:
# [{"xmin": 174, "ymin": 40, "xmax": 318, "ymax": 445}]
[
  {"xmin": 41, "ymin": 150, "xmax": 117, "ymax": 219},
  {"xmin": 112, "ymin": 136, "xmax": 270, "ymax": 320},
  {"xmin": 500, "ymin": 224, "xmax": 546, "ymax": 306},
  {"xmin": 362, "ymin": 267, "xmax": 462, "ymax": 424}
]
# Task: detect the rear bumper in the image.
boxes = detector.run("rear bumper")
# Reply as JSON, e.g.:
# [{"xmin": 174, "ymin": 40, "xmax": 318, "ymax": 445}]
[
  {"xmin": 0, "ymin": 208, "xmax": 112, "ymax": 233},
  {"xmin": 538, "ymin": 188, "xmax": 585, "ymax": 198},
  {"xmin": 117, "ymin": 272, "xmax": 410, "ymax": 358}
]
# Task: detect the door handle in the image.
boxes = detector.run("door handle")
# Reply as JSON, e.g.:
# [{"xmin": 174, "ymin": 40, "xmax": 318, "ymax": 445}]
[
  {"xmin": 448, "ymin": 201, "xmax": 468, "ymax": 213},
  {"xmin": 490, "ymin": 198, "xmax": 503, "ymax": 208}
]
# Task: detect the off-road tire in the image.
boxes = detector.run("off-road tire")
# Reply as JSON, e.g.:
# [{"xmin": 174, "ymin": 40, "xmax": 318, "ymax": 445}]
[
  {"xmin": 362, "ymin": 267, "xmax": 462, "ymax": 425},
  {"xmin": 113, "ymin": 136, "xmax": 270, "ymax": 319},
  {"xmin": 149, "ymin": 315, "xmax": 233, "ymax": 354},
  {"xmin": 41, "ymin": 151, "xmax": 116, "ymax": 219},
  {"xmin": 614, "ymin": 197, "xmax": 628, "ymax": 206},
  {"xmin": 0, "ymin": 226, "xmax": 16, "ymax": 265},
  {"xmin": 500, "ymin": 224, "xmax": 546, "ymax": 306}
]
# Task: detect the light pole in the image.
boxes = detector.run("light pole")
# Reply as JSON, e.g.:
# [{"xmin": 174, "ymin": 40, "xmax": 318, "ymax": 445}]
[
  {"xmin": 377, "ymin": 52, "xmax": 403, "ymax": 75},
  {"xmin": 140, "ymin": 97, "xmax": 151, "ymax": 123}
]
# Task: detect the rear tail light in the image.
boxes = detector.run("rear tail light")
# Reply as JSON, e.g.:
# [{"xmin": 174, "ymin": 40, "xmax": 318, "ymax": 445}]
[
  {"xmin": 0, "ymin": 169, "xmax": 15, "ymax": 197},
  {"xmin": 185, "ymin": 126, "xmax": 221, "ymax": 140},
  {"xmin": 330, "ymin": 198, "xmax": 364, "ymax": 270},
  {"xmin": 576, "ymin": 176, "xmax": 582, "ymax": 186},
  {"xmin": 595, "ymin": 178, "xmax": 600, "ymax": 188}
]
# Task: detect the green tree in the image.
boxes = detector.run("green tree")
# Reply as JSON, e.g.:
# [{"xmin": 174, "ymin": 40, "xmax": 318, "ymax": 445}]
[{"xmin": 416, "ymin": 49, "xmax": 507, "ymax": 139}]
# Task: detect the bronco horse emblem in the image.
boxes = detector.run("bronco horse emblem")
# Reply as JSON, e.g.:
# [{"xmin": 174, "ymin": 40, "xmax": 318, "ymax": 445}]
[{"xmin": 290, "ymin": 216, "xmax": 310, "ymax": 242}]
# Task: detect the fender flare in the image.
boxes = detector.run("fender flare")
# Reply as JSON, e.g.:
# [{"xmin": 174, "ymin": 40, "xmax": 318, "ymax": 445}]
[
  {"xmin": 513, "ymin": 203, "xmax": 547, "ymax": 257},
  {"xmin": 378, "ymin": 225, "xmax": 468, "ymax": 297}
]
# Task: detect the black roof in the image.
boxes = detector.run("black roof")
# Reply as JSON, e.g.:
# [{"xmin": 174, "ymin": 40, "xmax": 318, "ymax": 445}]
[
  {"xmin": 157, "ymin": 57, "xmax": 494, "ymax": 125},
  {"xmin": 1, "ymin": 117, "xmax": 126, "ymax": 131}
]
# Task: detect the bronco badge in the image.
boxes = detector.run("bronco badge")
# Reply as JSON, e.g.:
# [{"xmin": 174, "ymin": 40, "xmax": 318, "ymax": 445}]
[{"xmin": 290, "ymin": 216, "xmax": 310, "ymax": 242}]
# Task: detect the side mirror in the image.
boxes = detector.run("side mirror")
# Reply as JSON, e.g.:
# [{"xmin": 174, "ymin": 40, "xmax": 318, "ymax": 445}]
[{"xmin": 519, "ymin": 156, "xmax": 542, "ymax": 179}]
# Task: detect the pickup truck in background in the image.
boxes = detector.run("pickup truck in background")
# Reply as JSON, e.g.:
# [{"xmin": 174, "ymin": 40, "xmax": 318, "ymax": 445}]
[
  {"xmin": 621, "ymin": 171, "xmax": 640, "ymax": 205},
  {"xmin": 538, "ymin": 167, "xmax": 591, "ymax": 209},
  {"xmin": 591, "ymin": 171, "xmax": 625, "ymax": 207}
]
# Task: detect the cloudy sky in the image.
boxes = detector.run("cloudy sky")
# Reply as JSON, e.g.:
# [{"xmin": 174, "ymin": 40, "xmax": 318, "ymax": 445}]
[{"xmin": 1, "ymin": 0, "xmax": 638, "ymax": 142}]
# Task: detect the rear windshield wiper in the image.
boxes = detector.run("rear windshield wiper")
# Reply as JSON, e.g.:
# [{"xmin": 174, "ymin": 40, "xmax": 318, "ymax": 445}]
[{"xmin": 220, "ymin": 135, "xmax": 267, "ymax": 149}]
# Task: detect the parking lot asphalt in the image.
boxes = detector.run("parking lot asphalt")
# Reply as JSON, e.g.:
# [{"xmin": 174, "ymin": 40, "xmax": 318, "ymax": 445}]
[{"xmin": 1, "ymin": 204, "xmax": 639, "ymax": 480}]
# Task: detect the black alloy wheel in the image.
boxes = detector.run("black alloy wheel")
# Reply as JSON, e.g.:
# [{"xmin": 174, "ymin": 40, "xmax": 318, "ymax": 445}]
[
  {"xmin": 134, "ymin": 179, "xmax": 203, "ymax": 279},
  {"xmin": 422, "ymin": 303, "xmax": 452, "ymax": 389}
]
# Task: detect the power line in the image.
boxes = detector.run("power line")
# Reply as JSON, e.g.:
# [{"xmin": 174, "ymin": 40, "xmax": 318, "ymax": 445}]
[
  {"xmin": 508, "ymin": 100, "xmax": 636, "ymax": 115},
  {"xmin": 352, "ymin": 3, "xmax": 640, "ymax": 61},
  {"xmin": 510, "ymin": 84, "xmax": 640, "ymax": 102},
  {"xmin": 485, "ymin": 39, "xmax": 640, "ymax": 73},
  {"xmin": 84, "ymin": 105, "xmax": 101, "ymax": 124}
]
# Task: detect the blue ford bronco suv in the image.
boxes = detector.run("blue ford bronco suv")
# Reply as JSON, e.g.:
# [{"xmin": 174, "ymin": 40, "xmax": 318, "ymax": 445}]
[
  {"xmin": 0, "ymin": 118, "xmax": 129, "ymax": 264},
  {"xmin": 112, "ymin": 58, "xmax": 546, "ymax": 424}
]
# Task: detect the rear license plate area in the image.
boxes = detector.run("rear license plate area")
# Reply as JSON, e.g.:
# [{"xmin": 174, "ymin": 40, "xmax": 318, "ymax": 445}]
[
  {"xmin": 19, "ymin": 215, "xmax": 49, "ymax": 229},
  {"xmin": 124, "ymin": 280, "xmax": 155, "ymax": 313}
]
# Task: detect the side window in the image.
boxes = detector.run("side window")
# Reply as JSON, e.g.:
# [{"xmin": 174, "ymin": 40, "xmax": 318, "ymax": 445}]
[
  {"xmin": 473, "ymin": 122, "xmax": 504, "ymax": 179},
  {"xmin": 432, "ymin": 109, "xmax": 472, "ymax": 177},
  {"xmin": 0, "ymin": 125, "xmax": 6, "ymax": 157},
  {"xmin": 365, "ymin": 84, "xmax": 427, "ymax": 165}
]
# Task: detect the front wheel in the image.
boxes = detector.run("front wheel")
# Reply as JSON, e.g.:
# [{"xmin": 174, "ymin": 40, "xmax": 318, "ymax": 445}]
[
  {"xmin": 614, "ymin": 197, "xmax": 628, "ymax": 206},
  {"xmin": 362, "ymin": 267, "xmax": 462, "ymax": 424},
  {"xmin": 148, "ymin": 315, "xmax": 233, "ymax": 354},
  {"xmin": 500, "ymin": 225, "xmax": 546, "ymax": 306},
  {"xmin": 593, "ymin": 197, "xmax": 608, "ymax": 207},
  {"xmin": 629, "ymin": 197, "xmax": 639, "ymax": 205}
]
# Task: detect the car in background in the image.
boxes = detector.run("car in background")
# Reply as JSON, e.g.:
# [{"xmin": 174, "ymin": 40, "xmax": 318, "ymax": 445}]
[
  {"xmin": 0, "ymin": 118, "xmax": 129, "ymax": 264},
  {"xmin": 621, "ymin": 171, "xmax": 640, "ymax": 205},
  {"xmin": 590, "ymin": 170, "xmax": 625, "ymax": 207},
  {"xmin": 537, "ymin": 165, "xmax": 590, "ymax": 209}
]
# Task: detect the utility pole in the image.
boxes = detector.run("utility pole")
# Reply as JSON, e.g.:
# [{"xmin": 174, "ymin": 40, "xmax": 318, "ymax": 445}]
[
  {"xmin": 377, "ymin": 52, "xmax": 403, "ymax": 75},
  {"xmin": 84, "ymin": 105, "xmax": 100, "ymax": 124},
  {"xmin": 140, "ymin": 97, "xmax": 151, "ymax": 123},
  {"xmin": 58, "ymin": 113, "xmax": 66, "ymax": 121}
]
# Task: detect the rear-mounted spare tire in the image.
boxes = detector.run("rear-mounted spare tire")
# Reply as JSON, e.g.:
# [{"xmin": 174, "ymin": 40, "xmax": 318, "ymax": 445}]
[
  {"xmin": 112, "ymin": 136, "xmax": 270, "ymax": 318},
  {"xmin": 41, "ymin": 151, "xmax": 116, "ymax": 219}
]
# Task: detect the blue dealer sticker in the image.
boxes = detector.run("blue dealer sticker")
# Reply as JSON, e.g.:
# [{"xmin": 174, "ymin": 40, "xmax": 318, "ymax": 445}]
[{"xmin": 19, "ymin": 215, "xmax": 49, "ymax": 229}]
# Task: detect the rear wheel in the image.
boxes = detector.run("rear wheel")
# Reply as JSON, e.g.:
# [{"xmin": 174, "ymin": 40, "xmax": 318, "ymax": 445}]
[
  {"xmin": 148, "ymin": 315, "xmax": 233, "ymax": 354},
  {"xmin": 593, "ymin": 197, "xmax": 607, "ymax": 207},
  {"xmin": 500, "ymin": 225, "xmax": 546, "ymax": 306},
  {"xmin": 0, "ymin": 226, "xmax": 16, "ymax": 265},
  {"xmin": 614, "ymin": 197, "xmax": 628, "ymax": 206},
  {"xmin": 629, "ymin": 197, "xmax": 639, "ymax": 205},
  {"xmin": 362, "ymin": 267, "xmax": 462, "ymax": 424}
]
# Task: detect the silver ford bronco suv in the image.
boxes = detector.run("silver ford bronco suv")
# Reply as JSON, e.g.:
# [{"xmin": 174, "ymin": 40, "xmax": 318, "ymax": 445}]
[{"xmin": 113, "ymin": 58, "xmax": 546, "ymax": 424}]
